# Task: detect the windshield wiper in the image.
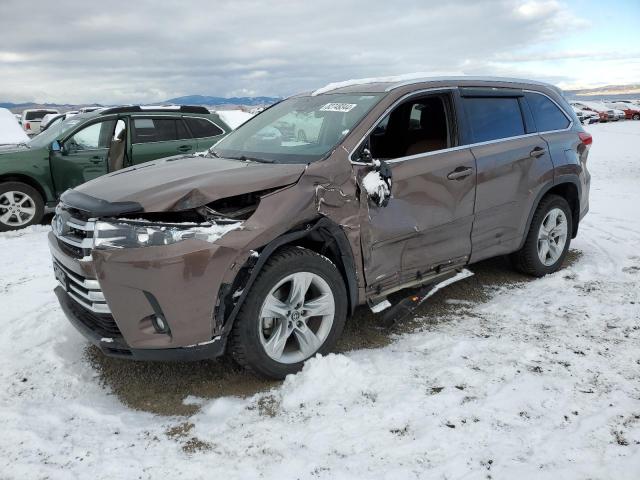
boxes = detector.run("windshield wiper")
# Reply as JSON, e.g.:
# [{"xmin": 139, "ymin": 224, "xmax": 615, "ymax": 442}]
[
  {"xmin": 17, "ymin": 142, "xmax": 30, "ymax": 149},
  {"xmin": 208, "ymin": 149, "xmax": 220, "ymax": 158},
  {"xmin": 226, "ymin": 155, "xmax": 274, "ymax": 164}
]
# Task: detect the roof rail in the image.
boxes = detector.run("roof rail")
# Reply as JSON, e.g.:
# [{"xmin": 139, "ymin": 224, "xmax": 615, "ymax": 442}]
[{"xmin": 100, "ymin": 105, "xmax": 210, "ymax": 115}]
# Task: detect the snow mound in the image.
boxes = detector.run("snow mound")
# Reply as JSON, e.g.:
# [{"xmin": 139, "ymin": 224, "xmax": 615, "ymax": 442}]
[{"xmin": 0, "ymin": 107, "xmax": 29, "ymax": 145}]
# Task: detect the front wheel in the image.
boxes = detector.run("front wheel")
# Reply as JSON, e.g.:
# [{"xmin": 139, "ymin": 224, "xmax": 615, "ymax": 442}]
[
  {"xmin": 230, "ymin": 246, "xmax": 347, "ymax": 379},
  {"xmin": 0, "ymin": 182, "xmax": 44, "ymax": 232},
  {"xmin": 511, "ymin": 194, "xmax": 572, "ymax": 277},
  {"xmin": 633, "ymin": 113, "xmax": 640, "ymax": 120}
]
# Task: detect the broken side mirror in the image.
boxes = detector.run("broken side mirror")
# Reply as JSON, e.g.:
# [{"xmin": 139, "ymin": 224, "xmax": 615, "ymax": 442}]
[{"xmin": 362, "ymin": 157, "xmax": 392, "ymax": 207}]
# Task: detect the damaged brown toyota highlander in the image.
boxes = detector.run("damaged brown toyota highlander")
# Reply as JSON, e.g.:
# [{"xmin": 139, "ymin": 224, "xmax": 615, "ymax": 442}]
[{"xmin": 49, "ymin": 77, "xmax": 591, "ymax": 379}]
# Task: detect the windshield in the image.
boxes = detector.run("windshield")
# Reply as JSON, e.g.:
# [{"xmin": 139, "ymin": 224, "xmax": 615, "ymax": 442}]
[
  {"xmin": 213, "ymin": 93, "xmax": 382, "ymax": 163},
  {"xmin": 27, "ymin": 116, "xmax": 83, "ymax": 148}
]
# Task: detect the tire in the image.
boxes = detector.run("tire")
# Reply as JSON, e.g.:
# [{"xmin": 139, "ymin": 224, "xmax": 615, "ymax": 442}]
[
  {"xmin": 511, "ymin": 194, "xmax": 572, "ymax": 277},
  {"xmin": 633, "ymin": 114, "xmax": 640, "ymax": 121},
  {"xmin": 0, "ymin": 182, "xmax": 44, "ymax": 232},
  {"xmin": 230, "ymin": 246, "xmax": 347, "ymax": 379}
]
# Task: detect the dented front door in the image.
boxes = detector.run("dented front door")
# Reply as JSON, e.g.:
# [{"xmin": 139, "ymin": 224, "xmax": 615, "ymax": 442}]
[{"xmin": 358, "ymin": 148, "xmax": 476, "ymax": 295}]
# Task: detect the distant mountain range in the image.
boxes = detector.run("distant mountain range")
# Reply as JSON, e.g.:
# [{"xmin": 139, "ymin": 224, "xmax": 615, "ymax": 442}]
[
  {"xmin": 564, "ymin": 84, "xmax": 640, "ymax": 100},
  {"xmin": 0, "ymin": 95, "xmax": 280, "ymax": 113},
  {"xmin": 164, "ymin": 95, "xmax": 280, "ymax": 106}
]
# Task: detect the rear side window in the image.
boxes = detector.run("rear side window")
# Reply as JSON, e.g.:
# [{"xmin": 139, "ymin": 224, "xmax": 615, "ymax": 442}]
[
  {"xmin": 525, "ymin": 92, "xmax": 570, "ymax": 131},
  {"xmin": 25, "ymin": 111, "xmax": 53, "ymax": 120},
  {"xmin": 132, "ymin": 118, "xmax": 189, "ymax": 143},
  {"xmin": 185, "ymin": 117, "xmax": 224, "ymax": 138},
  {"xmin": 464, "ymin": 97, "xmax": 525, "ymax": 143}
]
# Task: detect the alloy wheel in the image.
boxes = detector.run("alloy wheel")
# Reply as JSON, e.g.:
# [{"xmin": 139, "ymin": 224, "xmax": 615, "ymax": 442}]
[
  {"xmin": 258, "ymin": 271, "xmax": 335, "ymax": 364},
  {"xmin": 0, "ymin": 191, "xmax": 37, "ymax": 227},
  {"xmin": 537, "ymin": 207, "xmax": 568, "ymax": 266}
]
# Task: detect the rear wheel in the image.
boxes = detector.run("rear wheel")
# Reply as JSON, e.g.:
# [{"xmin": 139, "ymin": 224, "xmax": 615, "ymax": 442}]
[
  {"xmin": 511, "ymin": 194, "xmax": 572, "ymax": 277},
  {"xmin": 0, "ymin": 182, "xmax": 44, "ymax": 231},
  {"xmin": 230, "ymin": 246, "xmax": 347, "ymax": 379},
  {"xmin": 633, "ymin": 113, "xmax": 640, "ymax": 120}
]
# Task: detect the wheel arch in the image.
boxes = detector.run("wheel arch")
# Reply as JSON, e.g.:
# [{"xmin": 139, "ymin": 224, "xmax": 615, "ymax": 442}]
[
  {"xmin": 0, "ymin": 173, "xmax": 49, "ymax": 206},
  {"xmin": 520, "ymin": 177, "xmax": 581, "ymax": 250},
  {"xmin": 220, "ymin": 217, "xmax": 359, "ymax": 336}
]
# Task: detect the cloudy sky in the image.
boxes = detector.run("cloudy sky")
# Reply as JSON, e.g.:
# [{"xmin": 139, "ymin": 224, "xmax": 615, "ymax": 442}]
[{"xmin": 0, "ymin": 0, "xmax": 638, "ymax": 104}]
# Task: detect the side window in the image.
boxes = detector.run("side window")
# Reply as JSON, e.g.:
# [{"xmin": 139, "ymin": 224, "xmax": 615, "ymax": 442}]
[
  {"xmin": 464, "ymin": 97, "xmax": 525, "ymax": 143},
  {"xmin": 368, "ymin": 95, "xmax": 451, "ymax": 160},
  {"xmin": 525, "ymin": 92, "xmax": 570, "ymax": 131},
  {"xmin": 184, "ymin": 117, "xmax": 224, "ymax": 138},
  {"xmin": 68, "ymin": 120, "xmax": 115, "ymax": 150},
  {"xmin": 132, "ymin": 118, "xmax": 183, "ymax": 143},
  {"xmin": 176, "ymin": 119, "xmax": 192, "ymax": 140}
]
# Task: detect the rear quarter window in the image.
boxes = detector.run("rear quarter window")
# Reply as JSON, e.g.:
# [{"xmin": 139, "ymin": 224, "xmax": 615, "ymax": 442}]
[
  {"xmin": 525, "ymin": 92, "xmax": 570, "ymax": 131},
  {"xmin": 185, "ymin": 117, "xmax": 224, "ymax": 138},
  {"xmin": 463, "ymin": 97, "xmax": 525, "ymax": 143}
]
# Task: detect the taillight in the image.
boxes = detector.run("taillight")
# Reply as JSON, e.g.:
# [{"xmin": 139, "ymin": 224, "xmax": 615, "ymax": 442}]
[
  {"xmin": 25, "ymin": 122, "xmax": 30, "ymax": 130},
  {"xmin": 579, "ymin": 132, "xmax": 592, "ymax": 146}
]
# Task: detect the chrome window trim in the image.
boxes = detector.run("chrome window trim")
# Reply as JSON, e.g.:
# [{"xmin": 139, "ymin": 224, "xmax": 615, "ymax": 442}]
[{"xmin": 349, "ymin": 86, "xmax": 574, "ymax": 166}]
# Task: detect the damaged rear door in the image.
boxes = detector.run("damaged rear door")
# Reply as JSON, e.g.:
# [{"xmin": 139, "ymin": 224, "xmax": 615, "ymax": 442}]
[{"xmin": 355, "ymin": 90, "xmax": 476, "ymax": 296}]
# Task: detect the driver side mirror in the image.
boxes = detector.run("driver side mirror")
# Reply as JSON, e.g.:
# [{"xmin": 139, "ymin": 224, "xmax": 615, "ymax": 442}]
[
  {"xmin": 362, "ymin": 157, "xmax": 392, "ymax": 207},
  {"xmin": 51, "ymin": 140, "xmax": 68, "ymax": 155}
]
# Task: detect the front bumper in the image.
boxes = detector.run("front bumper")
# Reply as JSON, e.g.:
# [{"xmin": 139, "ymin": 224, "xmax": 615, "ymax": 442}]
[
  {"xmin": 55, "ymin": 287, "xmax": 225, "ymax": 360},
  {"xmin": 49, "ymin": 230, "xmax": 246, "ymax": 360}
]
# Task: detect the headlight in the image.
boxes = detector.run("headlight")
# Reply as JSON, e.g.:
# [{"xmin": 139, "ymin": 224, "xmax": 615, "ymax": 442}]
[{"xmin": 93, "ymin": 220, "xmax": 241, "ymax": 249}]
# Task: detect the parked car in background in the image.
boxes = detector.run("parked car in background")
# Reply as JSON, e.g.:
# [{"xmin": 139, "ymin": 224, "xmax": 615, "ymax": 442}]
[
  {"xmin": 20, "ymin": 109, "xmax": 59, "ymax": 135},
  {"xmin": 612, "ymin": 109, "xmax": 625, "ymax": 121},
  {"xmin": 572, "ymin": 106, "xmax": 599, "ymax": 125},
  {"xmin": 0, "ymin": 105, "xmax": 231, "ymax": 230},
  {"xmin": 40, "ymin": 111, "xmax": 80, "ymax": 132},
  {"xmin": 569, "ymin": 101, "xmax": 614, "ymax": 122},
  {"xmin": 79, "ymin": 106, "xmax": 102, "ymax": 114},
  {"xmin": 48, "ymin": 77, "xmax": 591, "ymax": 379},
  {"xmin": 40, "ymin": 113, "xmax": 66, "ymax": 132},
  {"xmin": 0, "ymin": 108, "xmax": 30, "ymax": 146},
  {"xmin": 605, "ymin": 102, "xmax": 640, "ymax": 120}
]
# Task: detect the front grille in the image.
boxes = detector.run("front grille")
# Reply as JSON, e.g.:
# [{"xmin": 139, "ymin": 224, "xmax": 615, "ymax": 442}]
[
  {"xmin": 52, "ymin": 204, "xmax": 95, "ymax": 259},
  {"xmin": 65, "ymin": 291, "xmax": 122, "ymax": 338},
  {"xmin": 53, "ymin": 260, "xmax": 111, "ymax": 314}
]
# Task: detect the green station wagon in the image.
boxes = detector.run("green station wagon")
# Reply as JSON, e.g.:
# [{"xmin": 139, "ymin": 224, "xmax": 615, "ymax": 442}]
[{"xmin": 0, "ymin": 105, "xmax": 231, "ymax": 231}]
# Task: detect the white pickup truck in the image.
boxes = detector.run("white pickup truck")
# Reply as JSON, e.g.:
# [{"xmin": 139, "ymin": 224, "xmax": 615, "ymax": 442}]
[{"xmin": 20, "ymin": 108, "xmax": 59, "ymax": 136}]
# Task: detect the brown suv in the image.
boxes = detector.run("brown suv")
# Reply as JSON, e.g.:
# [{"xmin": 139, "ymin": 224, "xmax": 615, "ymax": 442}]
[{"xmin": 49, "ymin": 77, "xmax": 591, "ymax": 379}]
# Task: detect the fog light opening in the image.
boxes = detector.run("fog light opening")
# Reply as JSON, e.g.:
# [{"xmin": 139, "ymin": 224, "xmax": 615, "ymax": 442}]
[{"xmin": 152, "ymin": 315, "xmax": 170, "ymax": 334}]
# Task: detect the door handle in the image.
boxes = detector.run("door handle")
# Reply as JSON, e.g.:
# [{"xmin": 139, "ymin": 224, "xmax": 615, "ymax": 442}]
[
  {"xmin": 447, "ymin": 166, "xmax": 473, "ymax": 180},
  {"xmin": 177, "ymin": 145, "xmax": 193, "ymax": 152},
  {"xmin": 90, "ymin": 156, "xmax": 103, "ymax": 164},
  {"xmin": 530, "ymin": 146, "xmax": 547, "ymax": 158}
]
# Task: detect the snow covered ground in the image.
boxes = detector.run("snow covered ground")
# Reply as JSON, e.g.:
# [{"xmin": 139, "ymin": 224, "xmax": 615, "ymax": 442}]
[{"xmin": 1, "ymin": 121, "xmax": 639, "ymax": 479}]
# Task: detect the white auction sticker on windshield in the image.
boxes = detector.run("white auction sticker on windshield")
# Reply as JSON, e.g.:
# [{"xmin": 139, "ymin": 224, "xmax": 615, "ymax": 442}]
[{"xmin": 320, "ymin": 103, "xmax": 357, "ymax": 113}]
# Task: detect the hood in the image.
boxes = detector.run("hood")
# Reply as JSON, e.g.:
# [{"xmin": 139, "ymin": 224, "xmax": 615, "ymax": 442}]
[{"xmin": 74, "ymin": 154, "xmax": 307, "ymax": 212}]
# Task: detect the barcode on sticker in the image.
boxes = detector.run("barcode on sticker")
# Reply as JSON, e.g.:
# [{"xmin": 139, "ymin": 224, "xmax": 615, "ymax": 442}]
[{"xmin": 320, "ymin": 103, "xmax": 357, "ymax": 113}]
